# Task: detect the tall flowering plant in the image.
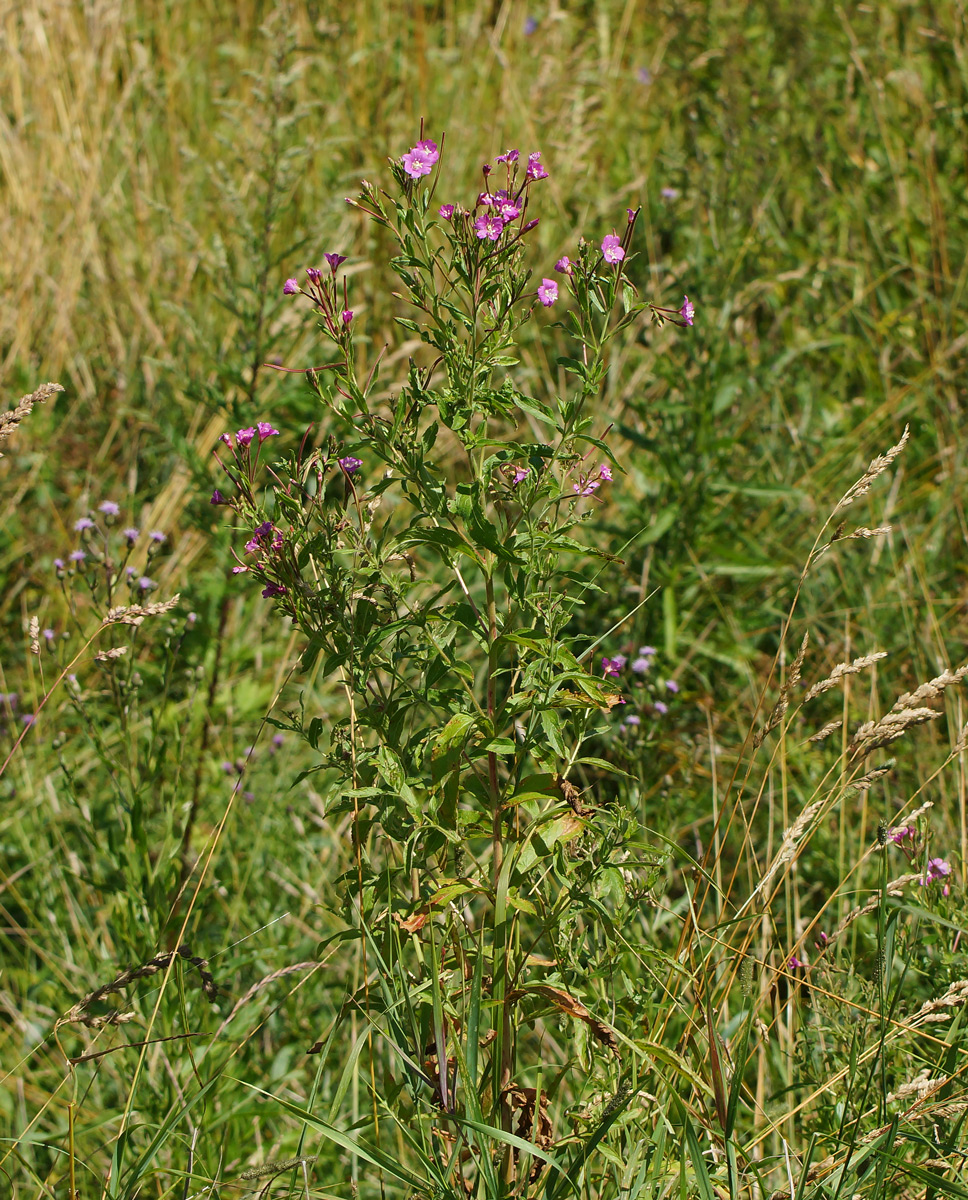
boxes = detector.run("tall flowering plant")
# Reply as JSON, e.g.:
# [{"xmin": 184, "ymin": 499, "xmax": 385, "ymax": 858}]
[{"xmin": 214, "ymin": 133, "xmax": 692, "ymax": 1194}]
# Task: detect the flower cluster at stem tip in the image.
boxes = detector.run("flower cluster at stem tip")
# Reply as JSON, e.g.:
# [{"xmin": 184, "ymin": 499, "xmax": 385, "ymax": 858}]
[{"xmin": 599, "ymin": 645, "xmax": 679, "ymax": 724}]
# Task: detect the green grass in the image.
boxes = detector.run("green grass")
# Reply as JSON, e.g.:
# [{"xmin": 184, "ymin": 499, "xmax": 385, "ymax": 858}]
[{"xmin": 2, "ymin": 2, "xmax": 968, "ymax": 1197}]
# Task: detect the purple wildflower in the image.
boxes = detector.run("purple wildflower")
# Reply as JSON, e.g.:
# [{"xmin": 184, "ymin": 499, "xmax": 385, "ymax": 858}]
[
  {"xmin": 474, "ymin": 214, "xmax": 504, "ymax": 241},
  {"xmin": 787, "ymin": 955, "xmax": 805, "ymax": 970},
  {"xmin": 138, "ymin": 576, "xmax": 155, "ymax": 591},
  {"xmin": 601, "ymin": 234, "xmax": 625, "ymax": 263},
  {"xmin": 236, "ymin": 427, "xmax": 256, "ymax": 448},
  {"xmin": 257, "ymin": 422, "xmax": 280, "ymax": 442},
  {"xmin": 54, "ymin": 558, "xmax": 65, "ymax": 571},
  {"xmin": 402, "ymin": 139, "xmax": 438, "ymax": 179},
  {"xmin": 324, "ymin": 252, "xmax": 347, "ymax": 273},
  {"xmin": 537, "ymin": 278, "xmax": 558, "ymax": 307},
  {"xmin": 245, "ymin": 521, "xmax": 276, "ymax": 554},
  {"xmin": 272, "ymin": 733, "xmax": 285, "ymax": 748},
  {"xmin": 555, "ymin": 256, "xmax": 574, "ymax": 275},
  {"xmin": 74, "ymin": 517, "xmax": 95, "ymax": 532},
  {"xmin": 211, "ymin": 490, "xmax": 227, "ymax": 505},
  {"xmin": 654, "ymin": 700, "xmax": 668, "ymax": 715},
  {"xmin": 680, "ymin": 295, "xmax": 695, "ymax": 326},
  {"xmin": 69, "ymin": 550, "xmax": 86, "ymax": 563},
  {"xmin": 438, "ymin": 204, "xmax": 455, "ymax": 220},
  {"xmin": 262, "ymin": 582, "xmax": 287, "ymax": 598},
  {"xmin": 665, "ymin": 679, "xmax": 679, "ymax": 693},
  {"xmin": 526, "ymin": 151, "xmax": 549, "ymax": 181},
  {"xmin": 890, "ymin": 825, "xmax": 913, "ymax": 845},
  {"xmin": 639, "ymin": 645, "xmax": 657, "ymax": 656},
  {"xmin": 511, "ymin": 466, "xmax": 529, "ymax": 485},
  {"xmin": 123, "ymin": 527, "xmax": 139, "ymax": 543},
  {"xmin": 21, "ymin": 713, "xmax": 35, "ymax": 727},
  {"xmin": 637, "ymin": 66, "xmax": 653, "ymax": 85},
  {"xmin": 148, "ymin": 530, "xmax": 166, "ymax": 544},
  {"xmin": 624, "ymin": 714, "xmax": 641, "ymax": 727},
  {"xmin": 602, "ymin": 657, "xmax": 623, "ymax": 678},
  {"xmin": 306, "ymin": 267, "xmax": 322, "ymax": 285},
  {"xmin": 661, "ymin": 187, "xmax": 680, "ymax": 200},
  {"xmin": 283, "ymin": 277, "xmax": 299, "ymax": 295},
  {"xmin": 922, "ymin": 858, "xmax": 952, "ymax": 885},
  {"xmin": 496, "ymin": 149, "xmax": 519, "ymax": 163},
  {"xmin": 631, "ymin": 656, "xmax": 651, "ymax": 674},
  {"xmin": 574, "ymin": 478, "xmax": 601, "ymax": 497},
  {"xmin": 219, "ymin": 432, "xmax": 233, "ymax": 447},
  {"xmin": 341, "ymin": 309, "xmax": 354, "ymax": 325},
  {"xmin": 598, "ymin": 464, "xmax": 613, "ymax": 482},
  {"xmin": 339, "ymin": 456, "xmax": 362, "ymax": 475},
  {"xmin": 43, "ymin": 628, "xmax": 55, "ymax": 643},
  {"xmin": 99, "ymin": 501, "xmax": 120, "ymax": 517}
]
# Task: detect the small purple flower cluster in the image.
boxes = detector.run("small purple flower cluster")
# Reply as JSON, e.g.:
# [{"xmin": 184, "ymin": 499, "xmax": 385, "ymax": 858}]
[
  {"xmin": 401, "ymin": 138, "xmax": 440, "ymax": 180},
  {"xmin": 889, "ymin": 822, "xmax": 953, "ymax": 897},
  {"xmin": 283, "ymin": 254, "xmax": 354, "ymax": 336},
  {"xmin": 220, "ymin": 423, "xmax": 280, "ymax": 450},
  {"xmin": 432, "ymin": 146, "xmax": 548, "ymax": 269},
  {"xmin": 573, "ymin": 463, "xmax": 613, "ymax": 498},
  {"xmin": 598, "ymin": 645, "xmax": 679, "ymax": 726},
  {"xmin": 54, "ymin": 501, "xmax": 167, "ymax": 594}
]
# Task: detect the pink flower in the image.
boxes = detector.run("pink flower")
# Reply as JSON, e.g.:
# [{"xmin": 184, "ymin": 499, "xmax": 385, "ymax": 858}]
[
  {"xmin": 680, "ymin": 295, "xmax": 695, "ymax": 326},
  {"xmin": 598, "ymin": 464, "xmax": 612, "ymax": 482},
  {"xmin": 537, "ymin": 278, "xmax": 558, "ymax": 306},
  {"xmin": 438, "ymin": 204, "xmax": 455, "ymax": 220},
  {"xmin": 219, "ymin": 432, "xmax": 233, "ymax": 447},
  {"xmin": 654, "ymin": 700, "xmax": 668, "ymax": 715},
  {"xmin": 257, "ymin": 422, "xmax": 280, "ymax": 441},
  {"xmin": 236, "ymin": 427, "xmax": 256, "ymax": 447},
  {"xmin": 602, "ymin": 657, "xmax": 622, "ymax": 678},
  {"xmin": 306, "ymin": 267, "xmax": 322, "ymax": 285},
  {"xmin": 495, "ymin": 149, "xmax": 519, "ymax": 164},
  {"xmin": 555, "ymin": 256, "xmax": 573, "ymax": 275},
  {"xmin": 601, "ymin": 234, "xmax": 625, "ymax": 263},
  {"xmin": 283, "ymin": 277, "xmax": 299, "ymax": 295},
  {"xmin": 511, "ymin": 466, "xmax": 529, "ymax": 485},
  {"xmin": 665, "ymin": 679, "xmax": 679, "ymax": 693},
  {"xmin": 341, "ymin": 309, "xmax": 354, "ymax": 325},
  {"xmin": 498, "ymin": 199, "xmax": 521, "ymax": 220},
  {"xmin": 574, "ymin": 478, "xmax": 601, "ymax": 496},
  {"xmin": 526, "ymin": 151, "xmax": 549, "ymax": 181},
  {"xmin": 324, "ymin": 252, "xmax": 347, "ymax": 273},
  {"xmin": 402, "ymin": 139, "xmax": 439, "ymax": 179},
  {"xmin": 262, "ymin": 583, "xmax": 287, "ymax": 598},
  {"xmin": 922, "ymin": 857, "xmax": 952, "ymax": 886},
  {"xmin": 339, "ymin": 456, "xmax": 362, "ymax": 475},
  {"xmin": 474, "ymin": 214, "xmax": 504, "ymax": 241}
]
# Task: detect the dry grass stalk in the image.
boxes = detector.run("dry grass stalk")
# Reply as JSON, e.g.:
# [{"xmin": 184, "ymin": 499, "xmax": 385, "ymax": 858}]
[
  {"xmin": 752, "ymin": 798, "xmax": 825, "ymax": 901},
  {"xmin": 808, "ymin": 718, "xmax": 843, "ymax": 744},
  {"xmin": 849, "ymin": 706, "xmax": 942, "ymax": 756},
  {"xmin": 755, "ymin": 632, "xmax": 809, "ymax": 747},
  {"xmin": 888, "ymin": 800, "xmax": 933, "ymax": 839},
  {"xmin": 954, "ymin": 720, "xmax": 968, "ymax": 755},
  {"xmin": 913, "ymin": 978, "xmax": 968, "ymax": 1022},
  {"xmin": 803, "ymin": 651, "xmax": 887, "ymax": 702},
  {"xmin": 833, "ymin": 424, "xmax": 910, "ymax": 515},
  {"xmin": 95, "ymin": 646, "xmax": 128, "ymax": 661},
  {"xmin": 28, "ymin": 616, "xmax": 40, "ymax": 655},
  {"xmin": 812, "ymin": 524, "xmax": 893, "ymax": 563},
  {"xmin": 887, "ymin": 1071, "xmax": 947, "ymax": 1105},
  {"xmin": 62, "ymin": 945, "xmax": 217, "ymax": 1028},
  {"xmin": 849, "ymin": 761, "xmax": 894, "ymax": 791},
  {"xmin": 0, "ymin": 382, "xmax": 62, "ymax": 455},
  {"xmin": 890, "ymin": 664, "xmax": 968, "ymax": 714},
  {"xmin": 829, "ymin": 874, "xmax": 921, "ymax": 941},
  {"xmin": 102, "ymin": 595, "xmax": 181, "ymax": 626}
]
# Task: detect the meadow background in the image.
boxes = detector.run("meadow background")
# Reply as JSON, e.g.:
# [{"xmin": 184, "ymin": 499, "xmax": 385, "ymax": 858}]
[{"xmin": 2, "ymin": 1, "xmax": 968, "ymax": 1197}]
